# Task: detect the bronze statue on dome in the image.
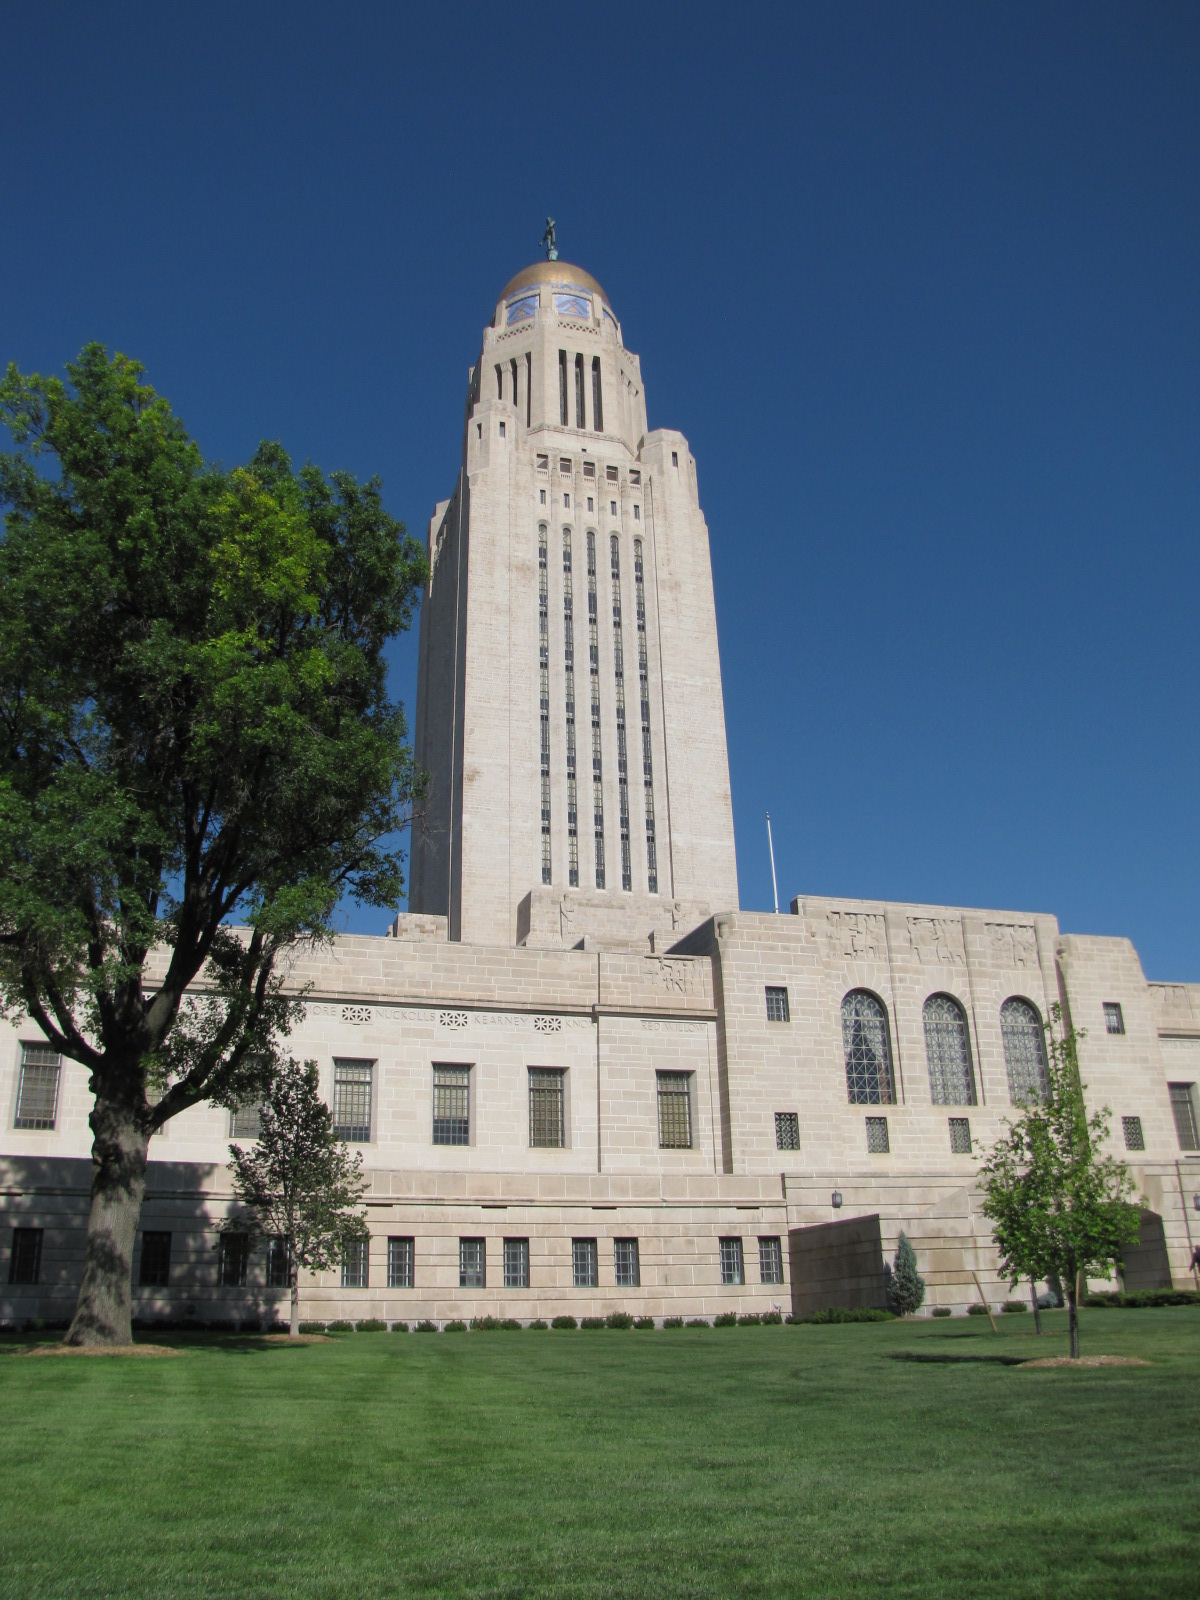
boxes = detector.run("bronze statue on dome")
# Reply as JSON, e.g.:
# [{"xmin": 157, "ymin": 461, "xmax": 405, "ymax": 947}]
[{"xmin": 542, "ymin": 217, "xmax": 558, "ymax": 261}]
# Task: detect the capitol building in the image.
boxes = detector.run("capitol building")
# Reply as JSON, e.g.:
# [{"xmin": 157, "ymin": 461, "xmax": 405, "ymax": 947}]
[{"xmin": 3, "ymin": 254, "xmax": 1198, "ymax": 1325}]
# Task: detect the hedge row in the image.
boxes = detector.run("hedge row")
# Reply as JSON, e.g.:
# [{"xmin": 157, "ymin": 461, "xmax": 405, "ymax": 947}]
[{"xmin": 1083, "ymin": 1289, "xmax": 1200, "ymax": 1309}]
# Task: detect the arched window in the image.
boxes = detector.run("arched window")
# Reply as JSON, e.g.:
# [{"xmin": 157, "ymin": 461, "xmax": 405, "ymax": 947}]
[
  {"xmin": 842, "ymin": 991, "xmax": 896, "ymax": 1105},
  {"xmin": 575, "ymin": 353, "xmax": 586, "ymax": 429},
  {"xmin": 1001, "ymin": 997, "xmax": 1049, "ymax": 1103},
  {"xmin": 592, "ymin": 356, "xmax": 604, "ymax": 432},
  {"xmin": 923, "ymin": 994, "xmax": 976, "ymax": 1105}
]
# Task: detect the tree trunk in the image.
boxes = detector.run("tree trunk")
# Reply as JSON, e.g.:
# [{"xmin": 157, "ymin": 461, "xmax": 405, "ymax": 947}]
[
  {"xmin": 290, "ymin": 1262, "xmax": 300, "ymax": 1338},
  {"xmin": 1029, "ymin": 1279, "xmax": 1043, "ymax": 1335},
  {"xmin": 65, "ymin": 1096, "xmax": 151, "ymax": 1347},
  {"xmin": 1066, "ymin": 1285, "xmax": 1080, "ymax": 1359}
]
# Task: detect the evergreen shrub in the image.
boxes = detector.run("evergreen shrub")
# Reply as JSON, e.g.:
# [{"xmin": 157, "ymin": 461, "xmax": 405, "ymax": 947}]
[
  {"xmin": 390, "ymin": 1321, "xmax": 409, "ymax": 1333},
  {"xmin": 761, "ymin": 1310, "xmax": 783, "ymax": 1324},
  {"xmin": 931, "ymin": 1306, "xmax": 952, "ymax": 1318},
  {"xmin": 444, "ymin": 1320, "xmax": 467, "ymax": 1332},
  {"xmin": 1001, "ymin": 1301, "xmax": 1028, "ymax": 1313},
  {"xmin": 299, "ymin": 1321, "xmax": 326, "ymax": 1334},
  {"xmin": 551, "ymin": 1315, "xmax": 578, "ymax": 1330},
  {"xmin": 662, "ymin": 1317, "xmax": 684, "ymax": 1329},
  {"xmin": 528, "ymin": 1319, "xmax": 549, "ymax": 1330},
  {"xmin": 685, "ymin": 1318, "xmax": 711, "ymax": 1328},
  {"xmin": 605, "ymin": 1312, "xmax": 634, "ymax": 1329},
  {"xmin": 885, "ymin": 1232, "xmax": 926, "ymax": 1316},
  {"xmin": 580, "ymin": 1316, "xmax": 606, "ymax": 1329},
  {"xmin": 967, "ymin": 1303, "xmax": 990, "ymax": 1316},
  {"xmin": 713, "ymin": 1313, "xmax": 738, "ymax": 1327},
  {"xmin": 633, "ymin": 1316, "xmax": 655, "ymax": 1329},
  {"xmin": 790, "ymin": 1306, "xmax": 894, "ymax": 1325},
  {"xmin": 356, "ymin": 1318, "xmax": 387, "ymax": 1331},
  {"xmin": 736, "ymin": 1313, "xmax": 761, "ymax": 1326},
  {"xmin": 414, "ymin": 1320, "xmax": 439, "ymax": 1332}
]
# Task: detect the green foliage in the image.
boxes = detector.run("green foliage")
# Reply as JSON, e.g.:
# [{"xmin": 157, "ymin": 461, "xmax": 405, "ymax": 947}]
[
  {"xmin": 355, "ymin": 1319, "xmax": 387, "ymax": 1332},
  {"xmin": 1084, "ymin": 1289, "xmax": 1200, "ymax": 1308},
  {"xmin": 580, "ymin": 1316, "xmax": 606, "ymax": 1329},
  {"xmin": 931, "ymin": 1306, "xmax": 952, "ymax": 1317},
  {"xmin": 713, "ymin": 1312, "xmax": 738, "ymax": 1327},
  {"xmin": 390, "ymin": 1321, "xmax": 409, "ymax": 1333},
  {"xmin": 414, "ymin": 1320, "xmax": 438, "ymax": 1333},
  {"xmin": 1001, "ymin": 1300, "xmax": 1028, "ymax": 1313},
  {"xmin": 633, "ymin": 1316, "xmax": 655, "ymax": 1330},
  {"xmin": 979, "ymin": 1005, "xmax": 1143, "ymax": 1356},
  {"xmin": 298, "ymin": 1321, "xmax": 326, "ymax": 1334},
  {"xmin": 967, "ymin": 1303, "xmax": 990, "ymax": 1316},
  {"xmin": 470, "ymin": 1316, "xmax": 524, "ymax": 1332},
  {"xmin": 885, "ymin": 1232, "xmax": 926, "ymax": 1316},
  {"xmin": 787, "ymin": 1307, "xmax": 895, "ymax": 1324},
  {"xmin": 550, "ymin": 1315, "xmax": 577, "ymax": 1330},
  {"xmin": 325, "ymin": 1321, "xmax": 353, "ymax": 1334},
  {"xmin": 661, "ymin": 1317, "xmax": 684, "ymax": 1329},
  {"xmin": 527, "ymin": 1319, "xmax": 549, "ymax": 1330},
  {"xmin": 604, "ymin": 1312, "xmax": 634, "ymax": 1329},
  {"xmin": 444, "ymin": 1320, "xmax": 467, "ymax": 1333},
  {"xmin": 685, "ymin": 1318, "xmax": 711, "ymax": 1328}
]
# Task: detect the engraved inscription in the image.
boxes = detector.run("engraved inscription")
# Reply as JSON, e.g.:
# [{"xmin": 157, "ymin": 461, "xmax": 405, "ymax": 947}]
[{"xmin": 642, "ymin": 1019, "xmax": 706, "ymax": 1033}]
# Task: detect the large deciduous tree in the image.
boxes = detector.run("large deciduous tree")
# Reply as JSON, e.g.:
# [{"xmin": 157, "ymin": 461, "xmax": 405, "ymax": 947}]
[
  {"xmin": 979, "ymin": 1007, "xmax": 1142, "ymax": 1358},
  {"xmin": 0, "ymin": 345, "xmax": 426, "ymax": 1346},
  {"xmin": 226, "ymin": 1058, "xmax": 369, "ymax": 1337}
]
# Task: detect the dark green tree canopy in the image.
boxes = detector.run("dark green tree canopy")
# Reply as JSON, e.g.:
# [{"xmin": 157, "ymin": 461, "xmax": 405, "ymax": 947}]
[{"xmin": 0, "ymin": 344, "xmax": 426, "ymax": 1343}]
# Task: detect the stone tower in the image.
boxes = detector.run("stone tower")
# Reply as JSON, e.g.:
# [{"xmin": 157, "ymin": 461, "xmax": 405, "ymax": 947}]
[{"xmin": 409, "ymin": 258, "xmax": 739, "ymax": 948}]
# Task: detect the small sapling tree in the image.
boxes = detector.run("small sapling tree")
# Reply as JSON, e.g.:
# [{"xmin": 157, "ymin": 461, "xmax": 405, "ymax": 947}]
[
  {"xmin": 885, "ymin": 1231, "xmax": 926, "ymax": 1316},
  {"xmin": 979, "ymin": 1007, "xmax": 1142, "ymax": 1358},
  {"xmin": 226, "ymin": 1059, "xmax": 369, "ymax": 1336}
]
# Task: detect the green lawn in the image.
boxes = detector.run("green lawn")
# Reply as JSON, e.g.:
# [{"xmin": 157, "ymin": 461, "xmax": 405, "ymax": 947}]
[{"xmin": 1, "ymin": 1309, "xmax": 1197, "ymax": 1599}]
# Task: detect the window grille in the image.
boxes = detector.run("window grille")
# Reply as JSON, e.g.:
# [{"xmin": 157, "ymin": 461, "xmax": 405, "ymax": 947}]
[
  {"xmin": 606, "ymin": 466, "xmax": 618, "ymax": 482},
  {"xmin": 8, "ymin": 1227, "xmax": 42, "ymax": 1285},
  {"xmin": 775, "ymin": 1112, "xmax": 800, "ymax": 1151},
  {"xmin": 1000, "ymin": 997, "xmax": 1049, "ymax": 1103},
  {"xmin": 866, "ymin": 1116, "xmax": 890, "ymax": 1154},
  {"xmin": 633, "ymin": 539, "xmax": 657, "ymax": 892},
  {"xmin": 610, "ymin": 535, "xmax": 632, "ymax": 889},
  {"xmin": 583, "ymin": 461, "xmax": 595, "ymax": 479},
  {"xmin": 219, "ymin": 1232, "xmax": 249, "ymax": 1287},
  {"xmin": 841, "ymin": 992, "xmax": 896, "ymax": 1104},
  {"xmin": 229, "ymin": 1102, "xmax": 263, "ymax": 1139},
  {"xmin": 433, "ymin": 1065, "xmax": 471, "ymax": 1146},
  {"xmin": 765, "ymin": 986, "xmax": 790, "ymax": 1023},
  {"xmin": 1169, "ymin": 1083, "xmax": 1199, "ymax": 1152},
  {"xmin": 388, "ymin": 1236, "xmax": 415, "ymax": 1289},
  {"xmin": 14, "ymin": 1044, "xmax": 61, "ymax": 1130},
  {"xmin": 539, "ymin": 525, "xmax": 551, "ymax": 883},
  {"xmin": 529, "ymin": 1068, "xmax": 565, "ymax": 1148},
  {"xmin": 1104, "ymin": 1002, "xmax": 1125, "ymax": 1035},
  {"xmin": 504, "ymin": 1237, "xmax": 530, "ymax": 1288},
  {"xmin": 139, "ymin": 1231, "xmax": 171, "ymax": 1287},
  {"xmin": 267, "ymin": 1236, "xmax": 291, "ymax": 1288},
  {"xmin": 562, "ymin": 529, "xmax": 579, "ymax": 886},
  {"xmin": 572, "ymin": 1237, "xmax": 598, "ymax": 1288},
  {"xmin": 759, "ymin": 1236, "xmax": 783, "ymax": 1285},
  {"xmin": 923, "ymin": 995, "xmax": 977, "ymax": 1105},
  {"xmin": 948, "ymin": 1117, "xmax": 972, "ymax": 1154},
  {"xmin": 460, "ymin": 1238, "xmax": 486, "ymax": 1288},
  {"xmin": 614, "ymin": 1237, "xmax": 640, "ymax": 1288},
  {"xmin": 656, "ymin": 1071, "xmax": 693, "ymax": 1149},
  {"xmin": 719, "ymin": 1237, "xmax": 744, "ymax": 1286},
  {"xmin": 341, "ymin": 1239, "xmax": 369, "ymax": 1289},
  {"xmin": 586, "ymin": 532, "xmax": 605, "ymax": 887},
  {"xmin": 333, "ymin": 1059, "xmax": 373, "ymax": 1142},
  {"xmin": 1122, "ymin": 1116, "xmax": 1145, "ymax": 1152}
]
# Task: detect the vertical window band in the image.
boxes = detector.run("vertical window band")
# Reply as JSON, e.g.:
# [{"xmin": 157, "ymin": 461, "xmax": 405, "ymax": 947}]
[
  {"xmin": 633, "ymin": 538, "xmax": 657, "ymax": 893},
  {"xmin": 563, "ymin": 529, "xmax": 579, "ymax": 887},
  {"xmin": 610, "ymin": 535, "xmax": 632, "ymax": 890},
  {"xmin": 538, "ymin": 525, "xmax": 551, "ymax": 884},
  {"xmin": 587, "ymin": 532, "xmax": 605, "ymax": 888}
]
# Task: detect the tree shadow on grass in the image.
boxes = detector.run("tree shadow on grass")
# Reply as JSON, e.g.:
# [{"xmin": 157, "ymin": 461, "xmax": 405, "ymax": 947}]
[{"xmin": 886, "ymin": 1351, "xmax": 1029, "ymax": 1367}]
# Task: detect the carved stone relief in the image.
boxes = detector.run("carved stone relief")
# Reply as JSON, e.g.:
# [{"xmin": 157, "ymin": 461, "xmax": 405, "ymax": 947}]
[
  {"xmin": 907, "ymin": 916, "xmax": 965, "ymax": 965},
  {"xmin": 654, "ymin": 958, "xmax": 703, "ymax": 995},
  {"xmin": 819, "ymin": 911, "xmax": 886, "ymax": 961},
  {"xmin": 984, "ymin": 923, "xmax": 1038, "ymax": 969},
  {"xmin": 1153, "ymin": 984, "xmax": 1194, "ymax": 1020}
]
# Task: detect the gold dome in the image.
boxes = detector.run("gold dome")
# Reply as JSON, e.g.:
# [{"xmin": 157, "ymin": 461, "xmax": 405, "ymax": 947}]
[{"xmin": 498, "ymin": 260, "xmax": 610, "ymax": 309}]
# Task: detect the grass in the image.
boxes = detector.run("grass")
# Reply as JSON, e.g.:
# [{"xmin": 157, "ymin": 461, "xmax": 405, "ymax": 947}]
[{"xmin": 1, "ymin": 1308, "xmax": 1198, "ymax": 1598}]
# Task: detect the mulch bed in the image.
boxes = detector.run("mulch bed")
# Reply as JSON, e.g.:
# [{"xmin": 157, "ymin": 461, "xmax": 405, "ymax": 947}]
[
  {"xmin": 22, "ymin": 1343, "xmax": 182, "ymax": 1358},
  {"xmin": 1021, "ymin": 1355, "xmax": 1150, "ymax": 1369}
]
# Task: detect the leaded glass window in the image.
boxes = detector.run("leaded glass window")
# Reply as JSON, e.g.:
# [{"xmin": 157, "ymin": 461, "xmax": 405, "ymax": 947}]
[
  {"xmin": 1122, "ymin": 1116, "xmax": 1145, "ymax": 1152},
  {"xmin": 333, "ymin": 1059, "xmax": 373, "ymax": 1142},
  {"xmin": 460, "ymin": 1237, "xmax": 486, "ymax": 1288},
  {"xmin": 504, "ymin": 1237, "xmax": 530, "ymax": 1288},
  {"xmin": 14, "ymin": 1044, "xmax": 61, "ymax": 1130},
  {"xmin": 759, "ymin": 1236, "xmax": 783, "ymax": 1285},
  {"xmin": 948, "ymin": 1117, "xmax": 972, "ymax": 1154},
  {"xmin": 614, "ymin": 1238, "xmax": 640, "ymax": 1288},
  {"xmin": 267, "ymin": 1235, "xmax": 291, "ymax": 1288},
  {"xmin": 388, "ymin": 1236, "xmax": 415, "ymax": 1289},
  {"xmin": 866, "ymin": 1116, "xmax": 890, "ymax": 1153},
  {"xmin": 229, "ymin": 1102, "xmax": 263, "ymax": 1139},
  {"xmin": 1104, "ymin": 1002, "xmax": 1125, "ymax": 1035},
  {"xmin": 719, "ymin": 1237, "xmax": 744, "ymax": 1285},
  {"xmin": 1000, "ymin": 997, "xmax": 1049, "ymax": 1103},
  {"xmin": 219, "ymin": 1232, "xmax": 249, "ymax": 1287},
  {"xmin": 433, "ymin": 1065, "xmax": 471, "ymax": 1146},
  {"xmin": 765, "ymin": 986, "xmax": 790, "ymax": 1023},
  {"xmin": 656, "ymin": 1071, "xmax": 693, "ymax": 1149},
  {"xmin": 1169, "ymin": 1083, "xmax": 1199, "ymax": 1151},
  {"xmin": 341, "ymin": 1239, "xmax": 368, "ymax": 1289},
  {"xmin": 529, "ymin": 1068, "xmax": 565, "ymax": 1148},
  {"xmin": 8, "ymin": 1227, "xmax": 42, "ymax": 1285},
  {"xmin": 923, "ymin": 994, "xmax": 977, "ymax": 1106},
  {"xmin": 572, "ymin": 1237, "xmax": 598, "ymax": 1288},
  {"xmin": 841, "ymin": 992, "xmax": 895, "ymax": 1105},
  {"xmin": 775, "ymin": 1112, "xmax": 800, "ymax": 1151},
  {"xmin": 139, "ymin": 1231, "xmax": 171, "ymax": 1287}
]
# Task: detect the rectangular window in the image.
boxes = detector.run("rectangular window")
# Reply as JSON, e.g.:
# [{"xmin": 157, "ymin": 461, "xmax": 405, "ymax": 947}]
[
  {"xmin": 765, "ymin": 986, "xmax": 790, "ymax": 1023},
  {"xmin": 775, "ymin": 1112, "xmax": 800, "ymax": 1151},
  {"xmin": 759, "ymin": 1236, "xmax": 783, "ymax": 1285},
  {"xmin": 503, "ymin": 1237, "xmax": 530, "ymax": 1289},
  {"xmin": 610, "ymin": 500, "xmax": 617, "ymax": 515},
  {"xmin": 587, "ymin": 496, "xmax": 594, "ymax": 512},
  {"xmin": 559, "ymin": 457, "xmax": 572, "ymax": 474},
  {"xmin": 14, "ymin": 1044, "xmax": 62, "ymax": 1130},
  {"xmin": 333, "ymin": 1059, "xmax": 373, "ymax": 1142},
  {"xmin": 949, "ymin": 1117, "xmax": 972, "ymax": 1154},
  {"xmin": 8, "ymin": 1227, "xmax": 42, "ymax": 1285},
  {"xmin": 572, "ymin": 1237, "xmax": 598, "ymax": 1288},
  {"xmin": 529, "ymin": 1068, "xmax": 565, "ymax": 1148},
  {"xmin": 1103, "ymin": 1002, "xmax": 1125, "ymax": 1035},
  {"xmin": 229, "ymin": 1102, "xmax": 263, "ymax": 1139},
  {"xmin": 341, "ymin": 1239, "xmax": 368, "ymax": 1289},
  {"xmin": 614, "ymin": 1238, "xmax": 640, "ymax": 1288},
  {"xmin": 1122, "ymin": 1115, "xmax": 1145, "ymax": 1152},
  {"xmin": 1169, "ymin": 1083, "xmax": 1199, "ymax": 1152},
  {"xmin": 629, "ymin": 470, "xmax": 640, "ymax": 485},
  {"xmin": 606, "ymin": 465, "xmax": 618, "ymax": 482},
  {"xmin": 139, "ymin": 1230, "xmax": 171, "ymax": 1287},
  {"xmin": 563, "ymin": 492, "xmax": 570, "ymax": 508},
  {"xmin": 460, "ymin": 1237, "xmax": 486, "ymax": 1288},
  {"xmin": 656, "ymin": 1071, "xmax": 693, "ymax": 1149},
  {"xmin": 267, "ymin": 1236, "xmax": 291, "ymax": 1288},
  {"xmin": 719, "ymin": 1237, "xmax": 745, "ymax": 1286},
  {"xmin": 539, "ymin": 488, "xmax": 546, "ymax": 504},
  {"xmin": 388, "ymin": 1236, "xmax": 415, "ymax": 1289},
  {"xmin": 433, "ymin": 1065, "xmax": 471, "ymax": 1146},
  {"xmin": 558, "ymin": 352, "xmax": 568, "ymax": 426},
  {"xmin": 584, "ymin": 461, "xmax": 596, "ymax": 479},
  {"xmin": 537, "ymin": 454, "xmax": 549, "ymax": 470},
  {"xmin": 499, "ymin": 421, "xmax": 506, "ymax": 438},
  {"xmin": 219, "ymin": 1232, "xmax": 249, "ymax": 1287},
  {"xmin": 633, "ymin": 505, "xmax": 640, "ymax": 520},
  {"xmin": 866, "ymin": 1116, "xmax": 890, "ymax": 1154},
  {"xmin": 671, "ymin": 451, "xmax": 679, "ymax": 466}
]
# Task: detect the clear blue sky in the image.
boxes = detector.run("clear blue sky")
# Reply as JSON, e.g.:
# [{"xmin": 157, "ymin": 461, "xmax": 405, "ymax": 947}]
[{"xmin": 4, "ymin": 3, "xmax": 1198, "ymax": 978}]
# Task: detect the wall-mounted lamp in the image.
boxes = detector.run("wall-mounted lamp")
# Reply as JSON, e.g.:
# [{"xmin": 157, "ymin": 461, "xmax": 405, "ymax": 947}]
[{"xmin": 832, "ymin": 1191, "xmax": 843, "ymax": 1209}]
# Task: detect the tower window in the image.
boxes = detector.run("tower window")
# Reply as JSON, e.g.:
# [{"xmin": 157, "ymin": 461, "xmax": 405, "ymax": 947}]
[
  {"xmin": 611, "ymin": 535, "xmax": 632, "ymax": 890},
  {"xmin": 606, "ymin": 466, "xmax": 618, "ymax": 482},
  {"xmin": 633, "ymin": 505, "xmax": 640, "ymax": 520},
  {"xmin": 842, "ymin": 991, "xmax": 896, "ymax": 1105},
  {"xmin": 526, "ymin": 352, "xmax": 532, "ymax": 426},
  {"xmin": 539, "ymin": 489, "xmax": 546, "ymax": 505},
  {"xmin": 1001, "ymin": 997, "xmax": 1049, "ymax": 1103},
  {"xmin": 592, "ymin": 356, "xmax": 604, "ymax": 432},
  {"xmin": 1104, "ymin": 1002, "xmax": 1125, "ymax": 1035},
  {"xmin": 539, "ymin": 525, "xmax": 551, "ymax": 883},
  {"xmin": 923, "ymin": 994, "xmax": 977, "ymax": 1106},
  {"xmin": 583, "ymin": 461, "xmax": 595, "ymax": 479},
  {"xmin": 563, "ymin": 528, "xmax": 579, "ymax": 887},
  {"xmin": 633, "ymin": 539, "xmax": 658, "ymax": 893},
  {"xmin": 575, "ymin": 352, "xmax": 586, "ymax": 429},
  {"xmin": 587, "ymin": 531, "xmax": 606, "ymax": 888},
  {"xmin": 495, "ymin": 363, "xmax": 503, "ymax": 399},
  {"xmin": 499, "ymin": 421, "xmax": 505, "ymax": 438},
  {"xmin": 563, "ymin": 493, "xmax": 570, "ymax": 508},
  {"xmin": 765, "ymin": 986, "xmax": 790, "ymax": 1023},
  {"xmin": 510, "ymin": 357, "xmax": 518, "ymax": 410},
  {"xmin": 672, "ymin": 451, "xmax": 678, "ymax": 466},
  {"xmin": 587, "ymin": 496, "xmax": 594, "ymax": 512},
  {"xmin": 529, "ymin": 1068, "xmax": 566, "ymax": 1148},
  {"xmin": 629, "ymin": 470, "xmax": 640, "ymax": 485},
  {"xmin": 558, "ymin": 350, "xmax": 568, "ymax": 426},
  {"xmin": 656, "ymin": 1071, "xmax": 693, "ymax": 1149},
  {"xmin": 1169, "ymin": 1083, "xmax": 1199, "ymax": 1151},
  {"xmin": 610, "ymin": 501, "xmax": 617, "ymax": 516},
  {"xmin": 433, "ymin": 1064, "xmax": 471, "ymax": 1146}
]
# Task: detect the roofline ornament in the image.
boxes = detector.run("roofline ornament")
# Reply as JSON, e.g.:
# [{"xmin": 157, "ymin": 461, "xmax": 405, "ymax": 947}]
[{"xmin": 542, "ymin": 216, "xmax": 558, "ymax": 261}]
